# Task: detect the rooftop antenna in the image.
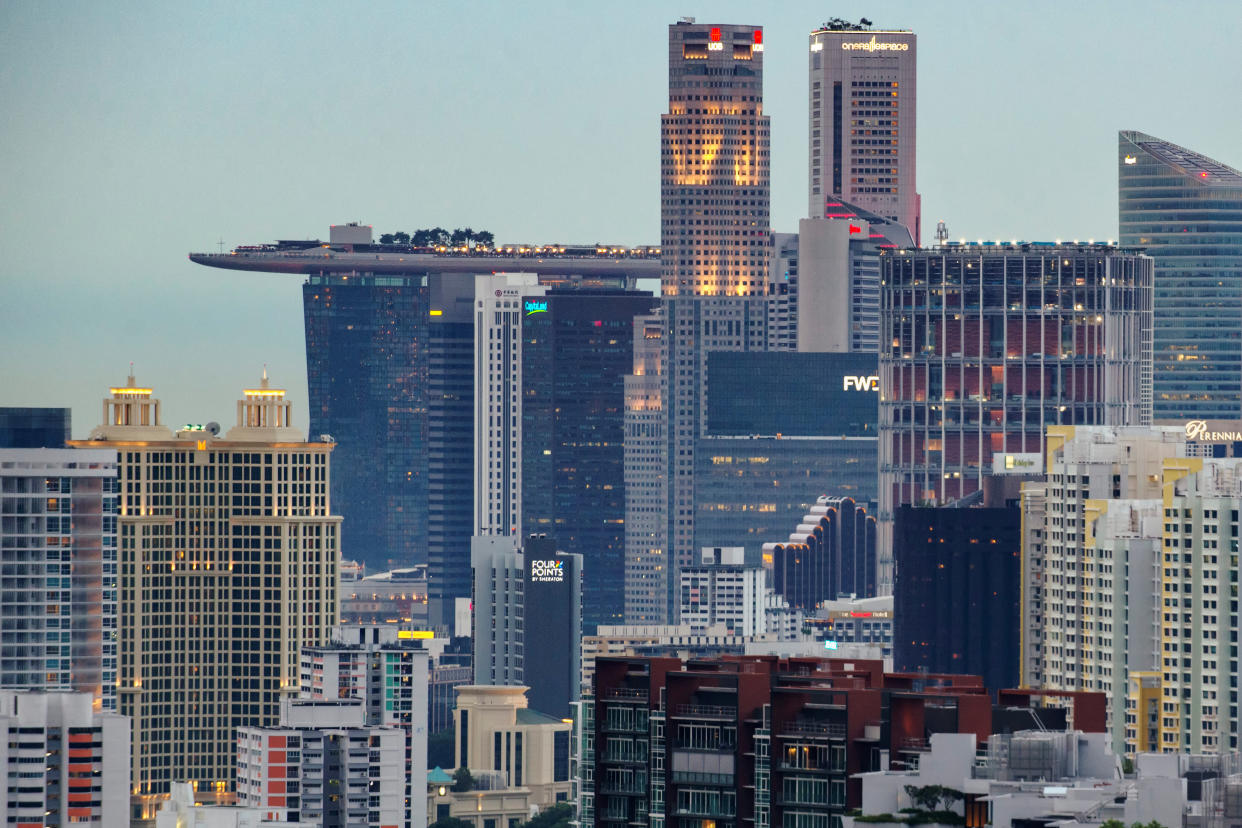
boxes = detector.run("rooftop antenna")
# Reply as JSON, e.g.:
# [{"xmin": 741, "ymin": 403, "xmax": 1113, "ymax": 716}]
[{"xmin": 217, "ymin": 237, "xmax": 224, "ymax": 253}]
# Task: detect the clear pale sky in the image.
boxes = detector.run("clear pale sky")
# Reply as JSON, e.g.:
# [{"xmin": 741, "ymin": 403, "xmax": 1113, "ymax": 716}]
[{"xmin": 2, "ymin": 0, "xmax": 1240, "ymax": 436}]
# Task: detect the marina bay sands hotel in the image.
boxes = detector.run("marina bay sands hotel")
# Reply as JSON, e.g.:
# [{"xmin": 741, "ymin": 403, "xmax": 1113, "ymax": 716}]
[{"xmin": 191, "ymin": 223, "xmax": 660, "ymax": 626}]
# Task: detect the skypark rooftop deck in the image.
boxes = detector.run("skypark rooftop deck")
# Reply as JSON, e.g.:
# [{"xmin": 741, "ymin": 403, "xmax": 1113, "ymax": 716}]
[{"xmin": 190, "ymin": 240, "xmax": 662, "ymax": 277}]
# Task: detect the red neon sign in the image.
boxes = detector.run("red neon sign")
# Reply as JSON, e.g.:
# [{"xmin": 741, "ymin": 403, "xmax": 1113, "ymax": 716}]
[
  {"xmin": 753, "ymin": 29, "xmax": 762, "ymax": 44},
  {"xmin": 849, "ymin": 224, "xmax": 862, "ymax": 235},
  {"xmin": 710, "ymin": 27, "xmax": 721, "ymax": 42}
]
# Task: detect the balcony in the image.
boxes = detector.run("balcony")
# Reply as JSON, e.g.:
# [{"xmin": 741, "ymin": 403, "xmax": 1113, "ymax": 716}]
[
  {"xmin": 779, "ymin": 721, "xmax": 846, "ymax": 740},
  {"xmin": 600, "ymin": 750, "xmax": 648, "ymax": 766},
  {"xmin": 604, "ymin": 688, "xmax": 649, "ymax": 703},
  {"xmin": 597, "ymin": 781, "xmax": 647, "ymax": 796},
  {"xmin": 672, "ymin": 703, "xmax": 735, "ymax": 720}
]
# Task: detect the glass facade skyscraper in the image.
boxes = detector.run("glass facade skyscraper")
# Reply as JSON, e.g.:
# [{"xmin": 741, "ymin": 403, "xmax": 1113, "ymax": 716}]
[
  {"xmin": 878, "ymin": 243, "xmax": 1154, "ymax": 593},
  {"xmin": 193, "ymin": 232, "xmax": 654, "ymax": 627},
  {"xmin": 521, "ymin": 289, "xmax": 658, "ymax": 631},
  {"xmin": 0, "ymin": 407, "xmax": 70, "ymax": 448},
  {"xmin": 1119, "ymin": 131, "xmax": 1242, "ymax": 419},
  {"xmin": 697, "ymin": 352, "xmax": 878, "ymax": 569},
  {"xmin": 303, "ymin": 274, "xmax": 429, "ymax": 571}
]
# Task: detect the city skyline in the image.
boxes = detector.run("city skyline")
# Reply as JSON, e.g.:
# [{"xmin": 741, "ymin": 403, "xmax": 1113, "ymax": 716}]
[{"xmin": 3, "ymin": 1, "xmax": 1241, "ymax": 432}]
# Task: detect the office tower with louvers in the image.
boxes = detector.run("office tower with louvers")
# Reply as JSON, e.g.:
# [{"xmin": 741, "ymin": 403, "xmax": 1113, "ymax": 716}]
[{"xmin": 877, "ymin": 243, "xmax": 1154, "ymax": 593}]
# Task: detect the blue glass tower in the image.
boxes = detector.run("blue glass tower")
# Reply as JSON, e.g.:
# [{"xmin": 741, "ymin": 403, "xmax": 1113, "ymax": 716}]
[
  {"xmin": 521, "ymin": 289, "xmax": 658, "ymax": 631},
  {"xmin": 0, "ymin": 407, "xmax": 70, "ymax": 447},
  {"xmin": 1119, "ymin": 131, "xmax": 1242, "ymax": 419},
  {"xmin": 303, "ymin": 274, "xmax": 429, "ymax": 570}
]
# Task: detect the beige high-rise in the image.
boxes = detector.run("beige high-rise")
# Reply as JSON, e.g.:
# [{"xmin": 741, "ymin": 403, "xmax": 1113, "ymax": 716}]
[
  {"xmin": 808, "ymin": 24, "xmax": 919, "ymax": 243},
  {"xmin": 632, "ymin": 20, "xmax": 770, "ymax": 623},
  {"xmin": 71, "ymin": 373, "xmax": 340, "ymax": 819}
]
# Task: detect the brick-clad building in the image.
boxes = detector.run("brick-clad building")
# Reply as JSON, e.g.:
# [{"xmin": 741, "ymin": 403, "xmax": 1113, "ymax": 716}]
[{"xmin": 573, "ymin": 655, "xmax": 1104, "ymax": 828}]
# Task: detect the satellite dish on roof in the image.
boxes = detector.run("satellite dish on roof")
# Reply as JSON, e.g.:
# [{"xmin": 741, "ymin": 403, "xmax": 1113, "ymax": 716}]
[{"xmin": 205, "ymin": 422, "xmax": 221, "ymax": 436}]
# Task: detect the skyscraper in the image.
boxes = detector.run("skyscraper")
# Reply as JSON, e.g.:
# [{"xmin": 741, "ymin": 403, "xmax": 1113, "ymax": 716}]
[
  {"xmin": 645, "ymin": 19, "xmax": 770, "ymax": 622},
  {"xmin": 789, "ymin": 206, "xmax": 913, "ymax": 353},
  {"xmin": 695, "ymin": 351, "xmax": 879, "ymax": 561},
  {"xmin": 808, "ymin": 23, "xmax": 919, "ymax": 243},
  {"xmin": 0, "ymin": 448, "xmax": 118, "ymax": 710},
  {"xmin": 427, "ymin": 273, "xmax": 476, "ymax": 625},
  {"xmin": 878, "ymin": 243, "xmax": 1154, "ymax": 592},
  {"xmin": 1119, "ymin": 131, "xmax": 1242, "ymax": 419},
  {"xmin": 622, "ymin": 310, "xmax": 666, "ymax": 624},
  {"xmin": 521, "ymin": 288, "xmax": 658, "ymax": 629},
  {"xmin": 473, "ymin": 273, "xmax": 546, "ymax": 538},
  {"xmin": 0, "ymin": 407, "xmax": 70, "ymax": 448},
  {"xmin": 894, "ymin": 501, "xmax": 1021, "ymax": 698},
  {"xmin": 193, "ymin": 229, "xmax": 654, "ymax": 621},
  {"xmin": 471, "ymin": 535, "xmax": 582, "ymax": 717},
  {"xmin": 303, "ymin": 267, "xmax": 428, "ymax": 571},
  {"xmin": 765, "ymin": 495, "xmax": 877, "ymax": 610},
  {"xmin": 71, "ymin": 375, "xmax": 340, "ymax": 817}
]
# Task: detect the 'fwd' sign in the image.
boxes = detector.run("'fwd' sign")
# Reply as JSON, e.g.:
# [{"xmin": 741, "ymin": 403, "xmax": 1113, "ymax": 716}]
[{"xmin": 843, "ymin": 375, "xmax": 879, "ymax": 392}]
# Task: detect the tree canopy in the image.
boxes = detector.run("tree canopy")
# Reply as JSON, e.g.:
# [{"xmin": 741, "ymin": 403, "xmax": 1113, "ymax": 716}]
[
  {"xmin": 379, "ymin": 227, "xmax": 494, "ymax": 249},
  {"xmin": 820, "ymin": 17, "xmax": 872, "ymax": 31},
  {"xmin": 520, "ymin": 803, "xmax": 574, "ymax": 828},
  {"xmin": 430, "ymin": 818, "xmax": 474, "ymax": 828},
  {"xmin": 451, "ymin": 766, "xmax": 474, "ymax": 792}
]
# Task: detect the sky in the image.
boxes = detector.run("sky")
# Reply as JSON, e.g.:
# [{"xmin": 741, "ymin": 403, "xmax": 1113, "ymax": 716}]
[{"xmin": 2, "ymin": 0, "xmax": 1240, "ymax": 437}]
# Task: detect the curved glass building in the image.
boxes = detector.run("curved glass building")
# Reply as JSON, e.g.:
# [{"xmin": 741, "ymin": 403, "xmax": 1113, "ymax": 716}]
[{"xmin": 1119, "ymin": 131, "xmax": 1242, "ymax": 419}]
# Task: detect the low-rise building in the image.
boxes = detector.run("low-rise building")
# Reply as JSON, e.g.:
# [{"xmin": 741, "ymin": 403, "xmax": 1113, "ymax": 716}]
[
  {"xmin": 812, "ymin": 595, "xmax": 894, "ymax": 660},
  {"xmin": 429, "ymin": 686, "xmax": 572, "ymax": 828},
  {"xmin": 155, "ymin": 783, "xmax": 299, "ymax": 828},
  {"xmin": 236, "ymin": 699, "xmax": 405, "ymax": 828},
  {"xmin": 852, "ymin": 730, "xmax": 1242, "ymax": 828},
  {"xmin": 575, "ymin": 655, "xmax": 1103, "ymax": 828}
]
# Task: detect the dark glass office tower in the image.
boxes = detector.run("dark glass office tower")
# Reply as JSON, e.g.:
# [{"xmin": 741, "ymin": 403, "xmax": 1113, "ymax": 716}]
[
  {"xmin": 893, "ymin": 502, "xmax": 1021, "ymax": 697},
  {"xmin": 696, "ymin": 351, "xmax": 879, "ymax": 563},
  {"xmin": 522, "ymin": 289, "xmax": 658, "ymax": 631},
  {"xmin": 1119, "ymin": 131, "xmax": 1242, "ymax": 419},
  {"xmin": 303, "ymin": 275, "xmax": 429, "ymax": 570},
  {"xmin": 0, "ymin": 407, "xmax": 71, "ymax": 447},
  {"xmin": 427, "ymin": 274, "xmax": 476, "ymax": 626}
]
